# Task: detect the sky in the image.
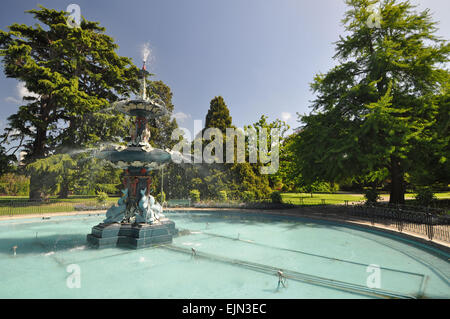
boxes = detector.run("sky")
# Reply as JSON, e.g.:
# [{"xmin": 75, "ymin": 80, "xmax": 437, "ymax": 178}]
[{"xmin": 0, "ymin": 0, "xmax": 449, "ymax": 145}]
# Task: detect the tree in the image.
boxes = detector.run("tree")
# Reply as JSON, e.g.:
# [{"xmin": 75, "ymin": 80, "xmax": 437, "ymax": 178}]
[
  {"xmin": 26, "ymin": 154, "xmax": 76, "ymax": 199},
  {"xmin": 0, "ymin": 145, "xmax": 16, "ymax": 176},
  {"xmin": 293, "ymin": 0, "xmax": 449, "ymax": 204},
  {"xmin": 190, "ymin": 98, "xmax": 274, "ymax": 200},
  {"xmin": 71, "ymin": 154, "xmax": 122, "ymax": 196},
  {"xmin": 185, "ymin": 96, "xmax": 234, "ymax": 199},
  {"xmin": 0, "ymin": 173, "xmax": 29, "ymax": 196},
  {"xmin": 205, "ymin": 96, "xmax": 233, "ymax": 131},
  {"xmin": 146, "ymin": 80, "xmax": 179, "ymax": 149},
  {"xmin": 275, "ymin": 132, "xmax": 302, "ymax": 191},
  {"xmin": 0, "ymin": 6, "xmax": 140, "ymax": 200},
  {"xmin": 146, "ymin": 81, "xmax": 179, "ymax": 198},
  {"xmin": 247, "ymin": 115, "xmax": 290, "ymax": 188},
  {"xmin": 408, "ymin": 88, "xmax": 450, "ymax": 189}
]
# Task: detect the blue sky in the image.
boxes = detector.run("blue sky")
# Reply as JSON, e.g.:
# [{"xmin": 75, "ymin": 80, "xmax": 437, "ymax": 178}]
[{"xmin": 1, "ymin": 0, "xmax": 449, "ymax": 143}]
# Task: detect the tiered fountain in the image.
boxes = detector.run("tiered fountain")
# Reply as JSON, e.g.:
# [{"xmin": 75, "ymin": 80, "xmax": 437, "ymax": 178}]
[{"xmin": 87, "ymin": 61, "xmax": 178, "ymax": 249}]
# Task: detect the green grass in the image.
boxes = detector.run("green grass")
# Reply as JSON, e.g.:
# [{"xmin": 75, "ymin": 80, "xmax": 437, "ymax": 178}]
[
  {"xmin": 1, "ymin": 191, "xmax": 449, "ymax": 216},
  {"xmin": 0, "ymin": 203, "xmax": 76, "ymax": 216},
  {"xmin": 281, "ymin": 193, "xmax": 365, "ymax": 205},
  {"xmin": 281, "ymin": 192, "xmax": 450, "ymax": 206},
  {"xmin": 432, "ymin": 192, "xmax": 450, "ymax": 199},
  {"xmin": 400, "ymin": 192, "xmax": 450, "ymax": 199},
  {"xmin": 0, "ymin": 195, "xmax": 120, "ymax": 216}
]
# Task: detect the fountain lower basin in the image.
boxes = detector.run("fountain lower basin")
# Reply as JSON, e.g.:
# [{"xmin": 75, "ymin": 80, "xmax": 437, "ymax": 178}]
[{"xmin": 0, "ymin": 210, "xmax": 449, "ymax": 298}]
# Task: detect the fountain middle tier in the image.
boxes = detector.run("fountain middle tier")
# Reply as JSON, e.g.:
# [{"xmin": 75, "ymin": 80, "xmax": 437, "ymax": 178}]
[{"xmin": 94, "ymin": 145, "xmax": 172, "ymax": 170}]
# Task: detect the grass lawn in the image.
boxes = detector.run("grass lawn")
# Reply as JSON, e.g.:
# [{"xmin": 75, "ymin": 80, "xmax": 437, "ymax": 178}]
[
  {"xmin": 432, "ymin": 192, "xmax": 450, "ymax": 199},
  {"xmin": 0, "ymin": 196, "xmax": 119, "ymax": 216},
  {"xmin": 281, "ymin": 193, "xmax": 365, "ymax": 205},
  {"xmin": 282, "ymin": 192, "xmax": 450, "ymax": 205},
  {"xmin": 1, "ymin": 192, "xmax": 449, "ymax": 216}
]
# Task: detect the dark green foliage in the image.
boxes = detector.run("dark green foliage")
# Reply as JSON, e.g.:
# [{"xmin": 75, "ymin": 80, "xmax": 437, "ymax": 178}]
[
  {"xmin": 96, "ymin": 191, "xmax": 109, "ymax": 205},
  {"xmin": 414, "ymin": 188, "xmax": 436, "ymax": 207},
  {"xmin": 146, "ymin": 80, "xmax": 178, "ymax": 149},
  {"xmin": 185, "ymin": 97, "xmax": 274, "ymax": 202},
  {"xmin": 296, "ymin": 181, "xmax": 339, "ymax": 194},
  {"xmin": 205, "ymin": 96, "xmax": 232, "ymax": 131},
  {"xmin": 0, "ymin": 173, "xmax": 29, "ymax": 195},
  {"xmin": 26, "ymin": 154, "xmax": 76, "ymax": 200},
  {"xmin": 157, "ymin": 191, "xmax": 166, "ymax": 203},
  {"xmin": 364, "ymin": 188, "xmax": 381, "ymax": 205},
  {"xmin": 241, "ymin": 191, "xmax": 256, "ymax": 203},
  {"xmin": 95, "ymin": 183, "xmax": 120, "ymax": 195},
  {"xmin": 0, "ymin": 146, "xmax": 16, "ymax": 176},
  {"xmin": 217, "ymin": 190, "xmax": 227, "ymax": 201},
  {"xmin": 189, "ymin": 189, "xmax": 200, "ymax": 203},
  {"xmin": 230, "ymin": 162, "xmax": 272, "ymax": 199},
  {"xmin": 270, "ymin": 191, "xmax": 282, "ymax": 204}
]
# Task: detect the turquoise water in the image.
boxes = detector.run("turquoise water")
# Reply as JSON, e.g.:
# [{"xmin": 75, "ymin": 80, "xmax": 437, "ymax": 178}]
[{"xmin": 0, "ymin": 210, "xmax": 448, "ymax": 299}]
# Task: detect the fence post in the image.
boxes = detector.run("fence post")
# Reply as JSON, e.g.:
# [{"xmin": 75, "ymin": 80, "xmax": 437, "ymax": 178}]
[
  {"xmin": 426, "ymin": 213, "xmax": 434, "ymax": 241},
  {"xmin": 397, "ymin": 209, "xmax": 403, "ymax": 232},
  {"xmin": 370, "ymin": 206, "xmax": 375, "ymax": 225}
]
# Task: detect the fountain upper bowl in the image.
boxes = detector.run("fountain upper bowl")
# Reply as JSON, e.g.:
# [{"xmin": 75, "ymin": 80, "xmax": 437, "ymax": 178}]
[{"xmin": 113, "ymin": 98, "xmax": 168, "ymax": 118}]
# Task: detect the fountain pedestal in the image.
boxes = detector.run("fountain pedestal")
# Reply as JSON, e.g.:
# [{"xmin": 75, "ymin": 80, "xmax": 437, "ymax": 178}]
[{"xmin": 87, "ymin": 219, "xmax": 178, "ymax": 249}]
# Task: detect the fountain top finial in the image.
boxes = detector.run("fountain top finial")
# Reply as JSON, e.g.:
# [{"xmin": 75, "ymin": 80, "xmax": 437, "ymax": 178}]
[{"xmin": 112, "ymin": 60, "xmax": 167, "ymax": 119}]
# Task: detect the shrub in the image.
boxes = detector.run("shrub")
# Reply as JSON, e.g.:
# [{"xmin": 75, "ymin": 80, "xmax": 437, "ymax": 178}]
[
  {"xmin": 217, "ymin": 190, "xmax": 227, "ymax": 201},
  {"xmin": 95, "ymin": 183, "xmax": 119, "ymax": 195},
  {"xmin": 270, "ymin": 191, "xmax": 282, "ymax": 204},
  {"xmin": 296, "ymin": 181, "xmax": 338, "ymax": 194},
  {"xmin": 0, "ymin": 173, "xmax": 30, "ymax": 196},
  {"xmin": 157, "ymin": 191, "xmax": 166, "ymax": 203},
  {"xmin": 364, "ymin": 188, "xmax": 380, "ymax": 205},
  {"xmin": 241, "ymin": 191, "xmax": 256, "ymax": 203},
  {"xmin": 189, "ymin": 189, "xmax": 200, "ymax": 203},
  {"xmin": 415, "ymin": 188, "xmax": 436, "ymax": 207},
  {"xmin": 96, "ymin": 191, "xmax": 109, "ymax": 205}
]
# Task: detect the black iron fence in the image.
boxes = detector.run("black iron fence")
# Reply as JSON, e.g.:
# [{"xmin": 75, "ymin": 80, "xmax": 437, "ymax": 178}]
[
  {"xmin": 331, "ymin": 204, "xmax": 450, "ymax": 243},
  {"xmin": 1, "ymin": 198, "xmax": 449, "ymax": 244},
  {"xmin": 372, "ymin": 202, "xmax": 447, "ymax": 215},
  {"xmin": 0, "ymin": 199, "xmax": 110, "ymax": 217}
]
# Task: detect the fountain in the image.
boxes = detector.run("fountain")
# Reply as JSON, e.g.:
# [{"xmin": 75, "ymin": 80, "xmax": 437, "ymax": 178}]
[{"xmin": 86, "ymin": 61, "xmax": 178, "ymax": 249}]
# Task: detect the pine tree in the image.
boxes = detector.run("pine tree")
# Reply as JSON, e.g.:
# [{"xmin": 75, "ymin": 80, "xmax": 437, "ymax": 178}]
[
  {"xmin": 293, "ymin": 0, "xmax": 449, "ymax": 204},
  {"xmin": 205, "ymin": 96, "xmax": 233, "ymax": 131},
  {"xmin": 0, "ymin": 6, "xmax": 140, "ymax": 200}
]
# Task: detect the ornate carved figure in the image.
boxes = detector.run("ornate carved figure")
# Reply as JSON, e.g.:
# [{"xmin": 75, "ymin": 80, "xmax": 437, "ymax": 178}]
[{"xmin": 104, "ymin": 189, "xmax": 128, "ymax": 223}]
